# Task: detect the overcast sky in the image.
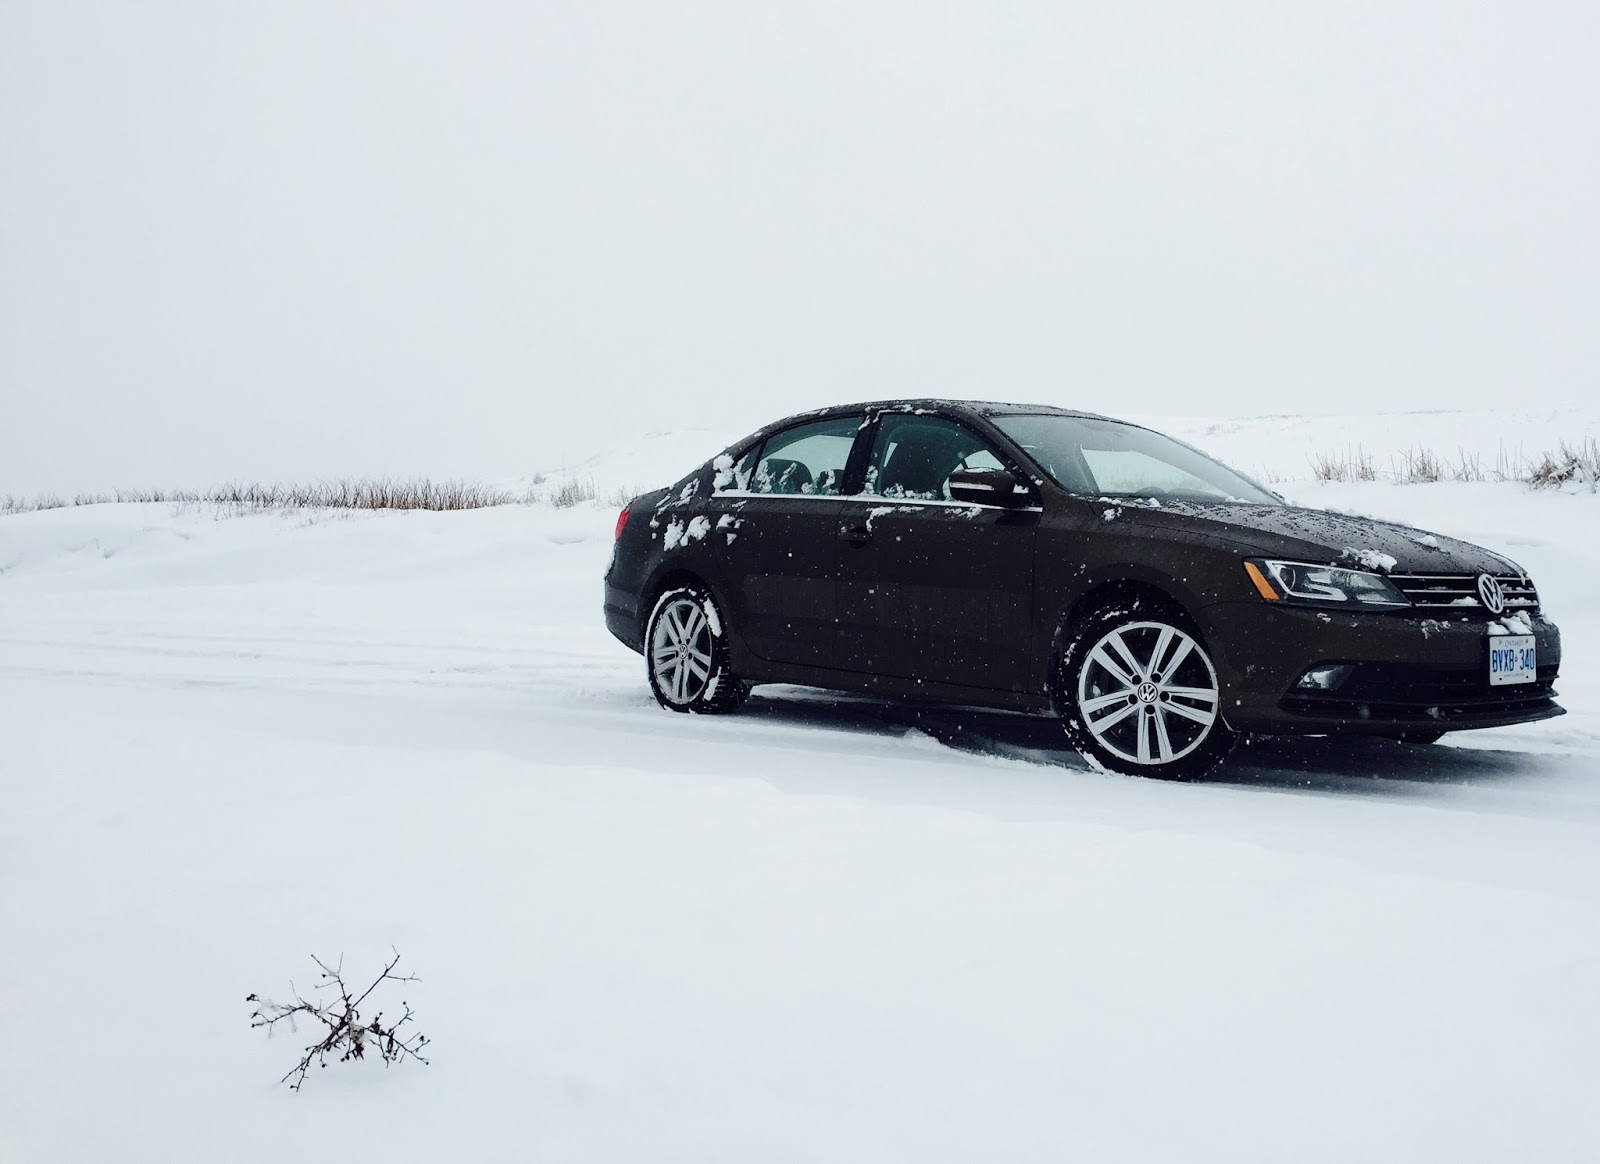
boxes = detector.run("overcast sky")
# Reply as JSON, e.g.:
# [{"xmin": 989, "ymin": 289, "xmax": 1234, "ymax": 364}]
[{"xmin": 3, "ymin": 2, "xmax": 1596, "ymax": 493}]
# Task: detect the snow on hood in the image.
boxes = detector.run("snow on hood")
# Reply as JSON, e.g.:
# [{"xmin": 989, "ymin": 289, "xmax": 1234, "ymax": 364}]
[{"xmin": 1133, "ymin": 498, "xmax": 1521, "ymax": 575}]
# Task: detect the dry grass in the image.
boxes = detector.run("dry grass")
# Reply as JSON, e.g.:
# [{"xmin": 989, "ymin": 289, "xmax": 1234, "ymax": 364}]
[
  {"xmin": 1309, "ymin": 442, "xmax": 1598, "ymax": 489},
  {"xmin": 1, "ymin": 479, "xmax": 517, "ymax": 515},
  {"xmin": 2, "ymin": 487, "xmax": 206, "ymax": 511},
  {"xmin": 2, "ymin": 474, "xmax": 641, "ymax": 516},
  {"xmin": 1310, "ymin": 447, "xmax": 1378, "ymax": 483},
  {"xmin": 206, "ymin": 479, "xmax": 518, "ymax": 511},
  {"xmin": 527, "ymin": 472, "xmax": 635, "ymax": 509},
  {"xmin": 13, "ymin": 440, "xmax": 1589, "ymax": 516},
  {"xmin": 552, "ymin": 477, "xmax": 597, "ymax": 508}
]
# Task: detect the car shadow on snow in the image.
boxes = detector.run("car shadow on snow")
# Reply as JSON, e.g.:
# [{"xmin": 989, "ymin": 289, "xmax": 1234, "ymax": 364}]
[{"xmin": 739, "ymin": 686, "xmax": 1561, "ymax": 795}]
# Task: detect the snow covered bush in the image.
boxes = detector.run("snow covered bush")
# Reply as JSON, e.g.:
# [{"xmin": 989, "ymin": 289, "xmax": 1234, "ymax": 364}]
[{"xmin": 1527, "ymin": 440, "xmax": 1600, "ymax": 492}]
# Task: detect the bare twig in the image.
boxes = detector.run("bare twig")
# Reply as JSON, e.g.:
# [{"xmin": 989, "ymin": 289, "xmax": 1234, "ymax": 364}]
[{"xmin": 247, "ymin": 949, "xmax": 430, "ymax": 1091}]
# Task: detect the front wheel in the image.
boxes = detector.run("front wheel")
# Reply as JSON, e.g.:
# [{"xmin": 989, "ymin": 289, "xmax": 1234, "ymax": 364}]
[
  {"xmin": 645, "ymin": 585, "xmax": 750, "ymax": 714},
  {"xmin": 1057, "ymin": 606, "xmax": 1236, "ymax": 780}
]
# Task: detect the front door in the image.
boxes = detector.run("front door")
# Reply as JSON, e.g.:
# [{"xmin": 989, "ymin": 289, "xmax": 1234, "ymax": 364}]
[{"xmin": 835, "ymin": 413, "xmax": 1038, "ymax": 691}]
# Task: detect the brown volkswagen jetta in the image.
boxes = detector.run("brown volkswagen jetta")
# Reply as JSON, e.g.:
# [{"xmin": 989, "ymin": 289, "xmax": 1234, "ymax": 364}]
[{"xmin": 603, "ymin": 400, "xmax": 1563, "ymax": 779}]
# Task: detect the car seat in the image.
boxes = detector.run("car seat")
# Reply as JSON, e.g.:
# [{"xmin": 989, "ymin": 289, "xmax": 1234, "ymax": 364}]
[
  {"xmin": 879, "ymin": 425, "xmax": 966, "ymax": 498},
  {"xmin": 760, "ymin": 457, "xmax": 813, "ymax": 494}
]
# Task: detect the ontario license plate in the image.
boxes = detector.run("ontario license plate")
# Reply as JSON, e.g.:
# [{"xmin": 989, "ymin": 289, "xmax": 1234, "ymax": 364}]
[{"xmin": 1488, "ymin": 635, "xmax": 1537, "ymax": 686}]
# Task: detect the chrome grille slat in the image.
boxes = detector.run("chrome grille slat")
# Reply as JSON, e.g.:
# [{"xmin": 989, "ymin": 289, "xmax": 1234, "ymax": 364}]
[{"xmin": 1387, "ymin": 573, "xmax": 1539, "ymax": 613}]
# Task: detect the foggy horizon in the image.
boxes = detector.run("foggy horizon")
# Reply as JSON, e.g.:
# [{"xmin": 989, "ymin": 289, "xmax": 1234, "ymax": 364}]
[{"xmin": 4, "ymin": 2, "xmax": 1596, "ymax": 493}]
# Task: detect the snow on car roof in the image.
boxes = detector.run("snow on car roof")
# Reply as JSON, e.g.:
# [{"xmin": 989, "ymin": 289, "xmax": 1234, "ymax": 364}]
[{"xmin": 761, "ymin": 399, "xmax": 1120, "ymax": 427}]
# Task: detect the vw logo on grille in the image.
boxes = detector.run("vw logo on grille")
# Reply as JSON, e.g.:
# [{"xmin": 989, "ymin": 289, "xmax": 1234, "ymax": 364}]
[{"xmin": 1477, "ymin": 573, "xmax": 1505, "ymax": 614}]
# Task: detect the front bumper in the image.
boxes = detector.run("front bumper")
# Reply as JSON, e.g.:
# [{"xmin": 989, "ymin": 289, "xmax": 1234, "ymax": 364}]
[{"xmin": 1202, "ymin": 601, "xmax": 1564, "ymax": 735}]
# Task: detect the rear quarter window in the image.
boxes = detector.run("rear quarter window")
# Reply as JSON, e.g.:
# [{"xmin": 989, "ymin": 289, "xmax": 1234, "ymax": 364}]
[{"xmin": 730, "ymin": 417, "xmax": 862, "ymax": 496}]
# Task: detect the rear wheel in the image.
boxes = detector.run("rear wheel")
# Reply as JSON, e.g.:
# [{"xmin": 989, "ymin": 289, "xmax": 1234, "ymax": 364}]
[
  {"xmin": 1057, "ymin": 604, "xmax": 1235, "ymax": 779},
  {"xmin": 645, "ymin": 585, "xmax": 749, "ymax": 714}
]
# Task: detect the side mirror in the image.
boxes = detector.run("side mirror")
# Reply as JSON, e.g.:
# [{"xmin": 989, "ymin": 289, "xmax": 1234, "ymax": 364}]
[{"xmin": 947, "ymin": 468, "xmax": 1032, "ymax": 508}]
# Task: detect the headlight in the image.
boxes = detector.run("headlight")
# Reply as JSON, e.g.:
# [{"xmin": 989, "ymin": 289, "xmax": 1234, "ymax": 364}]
[{"xmin": 1244, "ymin": 559, "xmax": 1410, "ymax": 608}]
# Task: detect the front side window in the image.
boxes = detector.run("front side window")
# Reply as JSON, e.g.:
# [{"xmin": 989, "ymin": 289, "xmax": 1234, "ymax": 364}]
[
  {"xmin": 864, "ymin": 414, "xmax": 1006, "ymax": 500},
  {"xmin": 749, "ymin": 416, "xmax": 861, "ymax": 495},
  {"xmin": 990, "ymin": 413, "xmax": 1279, "ymax": 504}
]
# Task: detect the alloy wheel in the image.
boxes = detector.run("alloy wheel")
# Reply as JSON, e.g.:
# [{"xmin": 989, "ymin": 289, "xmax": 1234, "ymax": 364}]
[
  {"xmin": 650, "ymin": 597, "xmax": 714, "ymax": 705},
  {"xmin": 1076, "ymin": 621, "xmax": 1221, "ymax": 766}
]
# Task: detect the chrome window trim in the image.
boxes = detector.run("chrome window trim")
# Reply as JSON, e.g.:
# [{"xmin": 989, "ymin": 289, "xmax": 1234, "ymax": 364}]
[{"xmin": 709, "ymin": 489, "xmax": 1041, "ymax": 513}]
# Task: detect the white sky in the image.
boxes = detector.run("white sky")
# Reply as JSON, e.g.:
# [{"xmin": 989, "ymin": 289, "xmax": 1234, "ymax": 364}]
[{"xmin": 3, "ymin": 2, "xmax": 1596, "ymax": 493}]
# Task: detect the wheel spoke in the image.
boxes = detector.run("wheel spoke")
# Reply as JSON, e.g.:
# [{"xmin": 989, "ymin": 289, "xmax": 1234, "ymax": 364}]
[
  {"xmin": 681, "ymin": 607, "xmax": 705, "ymax": 644},
  {"xmin": 1081, "ymin": 690, "xmax": 1135, "ymax": 716},
  {"xmin": 1147, "ymin": 626, "xmax": 1175, "ymax": 677},
  {"xmin": 1152, "ymin": 706, "xmax": 1174, "ymax": 762},
  {"xmin": 1162, "ymin": 637, "xmax": 1194, "ymax": 679},
  {"xmin": 1086, "ymin": 699, "xmax": 1139, "ymax": 736},
  {"xmin": 1136, "ymin": 708, "xmax": 1151, "ymax": 762},
  {"xmin": 1089, "ymin": 645, "xmax": 1138, "ymax": 689},
  {"xmin": 673, "ymin": 657, "xmax": 689, "ymax": 701},
  {"xmin": 1106, "ymin": 631, "xmax": 1147, "ymax": 682},
  {"xmin": 685, "ymin": 656, "xmax": 709, "ymax": 681},
  {"xmin": 1162, "ymin": 699, "xmax": 1216, "ymax": 727},
  {"xmin": 1163, "ymin": 685, "xmax": 1218, "ymax": 704}
]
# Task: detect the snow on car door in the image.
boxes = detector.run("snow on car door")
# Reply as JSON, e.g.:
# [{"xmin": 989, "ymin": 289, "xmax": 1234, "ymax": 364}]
[
  {"xmin": 710, "ymin": 416, "xmax": 864, "ymax": 670},
  {"xmin": 835, "ymin": 413, "xmax": 1038, "ymax": 691}
]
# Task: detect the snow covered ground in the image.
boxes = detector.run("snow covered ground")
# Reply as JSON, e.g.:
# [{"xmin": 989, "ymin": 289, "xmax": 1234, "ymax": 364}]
[{"xmin": 3, "ymin": 415, "xmax": 1599, "ymax": 1162}]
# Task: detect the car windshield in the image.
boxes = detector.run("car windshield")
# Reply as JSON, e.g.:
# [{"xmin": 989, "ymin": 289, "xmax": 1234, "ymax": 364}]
[{"xmin": 990, "ymin": 413, "xmax": 1280, "ymax": 504}]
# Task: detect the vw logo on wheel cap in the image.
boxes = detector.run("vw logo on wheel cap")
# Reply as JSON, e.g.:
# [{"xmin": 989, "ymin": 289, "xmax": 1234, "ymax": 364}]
[{"xmin": 1477, "ymin": 573, "xmax": 1505, "ymax": 614}]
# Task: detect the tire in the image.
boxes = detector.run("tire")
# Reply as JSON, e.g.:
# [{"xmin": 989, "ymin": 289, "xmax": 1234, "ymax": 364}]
[
  {"xmin": 645, "ymin": 584, "xmax": 750, "ymax": 714},
  {"xmin": 1055, "ymin": 600, "xmax": 1236, "ymax": 780}
]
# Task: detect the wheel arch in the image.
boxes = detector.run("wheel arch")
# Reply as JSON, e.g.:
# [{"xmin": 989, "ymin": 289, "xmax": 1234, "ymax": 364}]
[
  {"xmin": 640, "ymin": 567, "xmax": 713, "ymax": 638},
  {"xmin": 1048, "ymin": 573, "xmax": 1204, "ymax": 671}
]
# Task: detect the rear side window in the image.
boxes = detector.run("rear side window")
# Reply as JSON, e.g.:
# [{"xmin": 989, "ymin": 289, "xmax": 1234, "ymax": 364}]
[
  {"xmin": 749, "ymin": 417, "xmax": 861, "ymax": 495},
  {"xmin": 864, "ymin": 414, "xmax": 1005, "ymax": 500}
]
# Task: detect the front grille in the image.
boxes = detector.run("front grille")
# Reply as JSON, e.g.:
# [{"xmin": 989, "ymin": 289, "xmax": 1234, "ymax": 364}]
[
  {"xmin": 1281, "ymin": 662, "xmax": 1560, "ymax": 725},
  {"xmin": 1335, "ymin": 661, "xmax": 1559, "ymax": 703},
  {"xmin": 1281, "ymin": 689, "xmax": 1560, "ymax": 724},
  {"xmin": 1388, "ymin": 573, "xmax": 1539, "ymax": 614}
]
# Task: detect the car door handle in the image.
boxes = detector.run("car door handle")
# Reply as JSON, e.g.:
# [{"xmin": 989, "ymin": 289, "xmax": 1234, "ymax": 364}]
[{"xmin": 838, "ymin": 523, "xmax": 873, "ymax": 545}]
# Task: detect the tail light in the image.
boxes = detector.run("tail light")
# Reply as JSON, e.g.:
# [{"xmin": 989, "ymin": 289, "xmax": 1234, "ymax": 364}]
[{"xmin": 614, "ymin": 506, "xmax": 630, "ymax": 541}]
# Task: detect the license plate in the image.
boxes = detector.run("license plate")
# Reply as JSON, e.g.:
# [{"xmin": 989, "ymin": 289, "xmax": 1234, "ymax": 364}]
[{"xmin": 1488, "ymin": 635, "xmax": 1537, "ymax": 686}]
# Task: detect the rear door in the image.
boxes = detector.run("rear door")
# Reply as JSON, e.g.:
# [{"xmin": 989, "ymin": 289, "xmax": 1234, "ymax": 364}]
[
  {"xmin": 709, "ymin": 415, "xmax": 865, "ymax": 669},
  {"xmin": 835, "ymin": 412, "xmax": 1039, "ymax": 691}
]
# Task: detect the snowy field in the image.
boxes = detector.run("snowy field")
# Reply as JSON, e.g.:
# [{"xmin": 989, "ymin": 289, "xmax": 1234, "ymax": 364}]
[{"xmin": 3, "ymin": 414, "xmax": 1599, "ymax": 1162}]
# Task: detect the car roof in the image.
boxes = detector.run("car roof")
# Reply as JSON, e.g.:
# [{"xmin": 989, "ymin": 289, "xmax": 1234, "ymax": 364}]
[{"xmin": 762, "ymin": 399, "xmax": 1120, "ymax": 429}]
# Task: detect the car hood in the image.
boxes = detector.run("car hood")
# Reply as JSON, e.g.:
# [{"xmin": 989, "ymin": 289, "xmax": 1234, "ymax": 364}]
[{"xmin": 1120, "ymin": 497, "xmax": 1522, "ymax": 576}]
